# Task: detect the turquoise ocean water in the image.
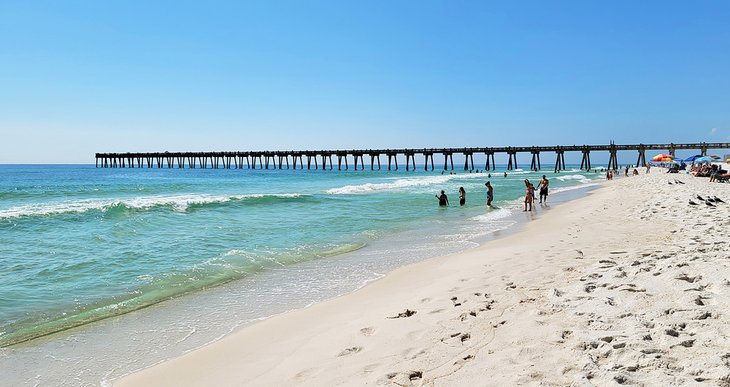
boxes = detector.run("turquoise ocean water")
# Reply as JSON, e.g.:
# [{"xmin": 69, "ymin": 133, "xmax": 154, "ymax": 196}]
[{"xmin": 0, "ymin": 164, "xmax": 601, "ymax": 385}]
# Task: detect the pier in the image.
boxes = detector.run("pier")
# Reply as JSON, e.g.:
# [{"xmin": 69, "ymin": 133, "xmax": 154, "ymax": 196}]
[{"xmin": 96, "ymin": 142, "xmax": 730, "ymax": 172}]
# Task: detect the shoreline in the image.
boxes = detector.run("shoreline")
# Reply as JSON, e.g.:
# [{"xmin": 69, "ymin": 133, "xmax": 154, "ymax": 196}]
[
  {"xmin": 2, "ymin": 168, "xmax": 602, "ymax": 386},
  {"xmin": 116, "ymin": 171, "xmax": 730, "ymax": 385},
  {"xmin": 114, "ymin": 180, "xmax": 615, "ymax": 386}
]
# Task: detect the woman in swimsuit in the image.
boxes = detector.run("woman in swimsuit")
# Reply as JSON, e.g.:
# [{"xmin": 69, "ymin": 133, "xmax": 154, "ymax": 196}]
[
  {"xmin": 458, "ymin": 187, "xmax": 466, "ymax": 206},
  {"xmin": 524, "ymin": 179, "xmax": 534, "ymax": 211}
]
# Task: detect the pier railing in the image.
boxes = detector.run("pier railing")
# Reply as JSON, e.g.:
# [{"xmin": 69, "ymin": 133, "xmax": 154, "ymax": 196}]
[{"xmin": 95, "ymin": 142, "xmax": 730, "ymax": 172}]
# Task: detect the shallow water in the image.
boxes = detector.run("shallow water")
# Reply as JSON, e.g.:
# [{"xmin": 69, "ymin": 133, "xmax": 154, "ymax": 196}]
[{"xmin": 0, "ymin": 164, "xmax": 601, "ymax": 385}]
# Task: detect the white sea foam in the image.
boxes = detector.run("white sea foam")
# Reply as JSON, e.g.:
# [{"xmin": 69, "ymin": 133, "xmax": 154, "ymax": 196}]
[
  {"xmin": 325, "ymin": 173, "xmax": 488, "ymax": 195},
  {"xmin": 549, "ymin": 183, "xmax": 600, "ymax": 195},
  {"xmin": 0, "ymin": 193, "xmax": 304, "ymax": 219},
  {"xmin": 555, "ymin": 174, "xmax": 594, "ymax": 184},
  {"xmin": 469, "ymin": 207, "xmax": 513, "ymax": 223}
]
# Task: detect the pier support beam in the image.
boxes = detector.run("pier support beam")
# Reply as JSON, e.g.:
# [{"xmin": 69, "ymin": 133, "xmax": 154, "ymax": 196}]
[
  {"xmin": 369, "ymin": 154, "xmax": 381, "ymax": 170},
  {"xmin": 607, "ymin": 143, "xmax": 618, "ymax": 170},
  {"xmin": 405, "ymin": 153, "xmax": 416, "ymax": 171},
  {"xmin": 442, "ymin": 153, "xmax": 454, "ymax": 170},
  {"xmin": 463, "ymin": 152, "xmax": 474, "ymax": 171},
  {"xmin": 635, "ymin": 145, "xmax": 646, "ymax": 168},
  {"xmin": 580, "ymin": 149, "xmax": 592, "ymax": 171},
  {"xmin": 554, "ymin": 150, "xmax": 566, "ymax": 172},
  {"xmin": 424, "ymin": 153, "xmax": 434, "ymax": 171},
  {"xmin": 485, "ymin": 152, "xmax": 496, "ymax": 171},
  {"xmin": 529, "ymin": 151, "xmax": 541, "ymax": 171},
  {"xmin": 307, "ymin": 154, "xmax": 317, "ymax": 170},
  {"xmin": 321, "ymin": 154, "xmax": 333, "ymax": 170},
  {"xmin": 506, "ymin": 151, "xmax": 517, "ymax": 170},
  {"xmin": 386, "ymin": 153, "xmax": 399, "ymax": 170},
  {"xmin": 353, "ymin": 154, "xmax": 364, "ymax": 170}
]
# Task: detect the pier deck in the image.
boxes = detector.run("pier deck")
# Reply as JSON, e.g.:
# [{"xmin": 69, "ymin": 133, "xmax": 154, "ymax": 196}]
[{"xmin": 95, "ymin": 142, "xmax": 730, "ymax": 172}]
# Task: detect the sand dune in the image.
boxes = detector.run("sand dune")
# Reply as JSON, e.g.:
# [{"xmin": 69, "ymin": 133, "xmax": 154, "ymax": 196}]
[{"xmin": 116, "ymin": 171, "xmax": 730, "ymax": 386}]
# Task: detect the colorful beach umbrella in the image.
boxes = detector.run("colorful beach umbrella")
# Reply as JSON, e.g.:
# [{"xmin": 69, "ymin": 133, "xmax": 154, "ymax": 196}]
[
  {"xmin": 709, "ymin": 155, "xmax": 721, "ymax": 159},
  {"xmin": 684, "ymin": 155, "xmax": 704, "ymax": 162},
  {"xmin": 693, "ymin": 156, "xmax": 715, "ymax": 163},
  {"xmin": 652, "ymin": 153, "xmax": 673, "ymax": 162}
]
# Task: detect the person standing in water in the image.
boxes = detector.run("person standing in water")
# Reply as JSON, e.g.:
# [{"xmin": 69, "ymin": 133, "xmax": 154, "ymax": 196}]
[
  {"xmin": 485, "ymin": 181, "xmax": 493, "ymax": 208},
  {"xmin": 536, "ymin": 175, "xmax": 549, "ymax": 204},
  {"xmin": 523, "ymin": 179, "xmax": 534, "ymax": 212},
  {"xmin": 458, "ymin": 187, "xmax": 466, "ymax": 206},
  {"xmin": 436, "ymin": 190, "xmax": 449, "ymax": 206}
]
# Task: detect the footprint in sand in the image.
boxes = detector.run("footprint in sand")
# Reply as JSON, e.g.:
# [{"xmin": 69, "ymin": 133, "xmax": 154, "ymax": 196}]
[
  {"xmin": 382, "ymin": 371, "xmax": 423, "ymax": 384},
  {"xmin": 388, "ymin": 309, "xmax": 417, "ymax": 319},
  {"xmin": 360, "ymin": 327, "xmax": 375, "ymax": 336},
  {"xmin": 453, "ymin": 354, "xmax": 474, "ymax": 366},
  {"xmin": 337, "ymin": 346, "xmax": 363, "ymax": 357}
]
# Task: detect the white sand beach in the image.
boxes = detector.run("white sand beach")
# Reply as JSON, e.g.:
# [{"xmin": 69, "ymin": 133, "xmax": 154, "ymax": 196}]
[{"xmin": 116, "ymin": 171, "xmax": 730, "ymax": 386}]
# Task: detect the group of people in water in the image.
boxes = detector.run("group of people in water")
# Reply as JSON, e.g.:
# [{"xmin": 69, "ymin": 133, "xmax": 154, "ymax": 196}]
[{"xmin": 436, "ymin": 175, "xmax": 549, "ymax": 212}]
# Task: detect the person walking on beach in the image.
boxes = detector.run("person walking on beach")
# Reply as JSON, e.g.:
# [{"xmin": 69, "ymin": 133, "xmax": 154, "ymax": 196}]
[
  {"xmin": 536, "ymin": 175, "xmax": 549, "ymax": 204},
  {"xmin": 436, "ymin": 190, "xmax": 449, "ymax": 207},
  {"xmin": 458, "ymin": 187, "xmax": 466, "ymax": 206},
  {"xmin": 524, "ymin": 179, "xmax": 534, "ymax": 211},
  {"xmin": 485, "ymin": 181, "xmax": 493, "ymax": 208}
]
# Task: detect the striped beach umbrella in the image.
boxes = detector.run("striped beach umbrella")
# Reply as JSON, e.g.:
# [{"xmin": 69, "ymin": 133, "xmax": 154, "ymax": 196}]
[{"xmin": 651, "ymin": 153, "xmax": 674, "ymax": 162}]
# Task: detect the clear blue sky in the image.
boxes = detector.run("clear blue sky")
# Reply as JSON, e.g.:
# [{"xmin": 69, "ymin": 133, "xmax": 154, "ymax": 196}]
[{"xmin": 1, "ymin": 1, "xmax": 729, "ymax": 163}]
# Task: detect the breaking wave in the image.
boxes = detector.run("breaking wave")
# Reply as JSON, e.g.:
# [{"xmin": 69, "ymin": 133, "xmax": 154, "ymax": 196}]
[{"xmin": 0, "ymin": 193, "xmax": 309, "ymax": 219}]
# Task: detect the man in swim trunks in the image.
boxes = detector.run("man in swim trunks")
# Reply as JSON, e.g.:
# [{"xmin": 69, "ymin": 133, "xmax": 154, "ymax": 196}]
[
  {"xmin": 485, "ymin": 181, "xmax": 493, "ymax": 207},
  {"xmin": 537, "ymin": 175, "xmax": 549, "ymax": 204}
]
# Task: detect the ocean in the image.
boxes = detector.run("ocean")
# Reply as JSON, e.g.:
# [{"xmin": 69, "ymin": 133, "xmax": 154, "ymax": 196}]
[{"xmin": 0, "ymin": 164, "xmax": 601, "ymax": 385}]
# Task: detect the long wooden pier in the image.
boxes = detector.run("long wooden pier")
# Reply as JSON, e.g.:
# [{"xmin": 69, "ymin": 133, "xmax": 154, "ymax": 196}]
[{"xmin": 95, "ymin": 142, "xmax": 730, "ymax": 172}]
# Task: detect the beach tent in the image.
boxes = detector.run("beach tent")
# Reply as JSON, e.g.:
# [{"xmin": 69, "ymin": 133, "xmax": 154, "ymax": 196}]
[
  {"xmin": 651, "ymin": 154, "xmax": 674, "ymax": 162},
  {"xmin": 684, "ymin": 155, "xmax": 704, "ymax": 162}
]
